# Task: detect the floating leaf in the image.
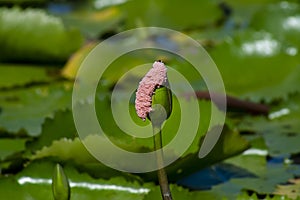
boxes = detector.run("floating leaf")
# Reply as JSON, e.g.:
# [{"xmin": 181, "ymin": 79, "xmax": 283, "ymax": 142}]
[
  {"xmin": 60, "ymin": 7, "xmax": 123, "ymax": 39},
  {"xmin": 177, "ymin": 162, "xmax": 255, "ymax": 190},
  {"xmin": 0, "ymin": 7, "xmax": 83, "ymax": 63},
  {"xmin": 223, "ymin": 0, "xmax": 280, "ymax": 27},
  {"xmin": 163, "ymin": 125, "xmax": 249, "ymax": 181},
  {"xmin": 26, "ymin": 109, "xmax": 76, "ymax": 151},
  {"xmin": 30, "ymin": 124, "xmax": 249, "ymax": 182},
  {"xmin": 61, "ymin": 42, "xmax": 98, "ymax": 79},
  {"xmin": 0, "ymin": 161, "xmax": 152, "ymax": 200},
  {"xmin": 107, "ymin": 97, "xmax": 226, "ymax": 153},
  {"xmin": 206, "ymin": 163, "xmax": 300, "ymax": 199},
  {"xmin": 275, "ymin": 179, "xmax": 300, "ymax": 200},
  {"xmin": 225, "ymin": 137, "xmax": 268, "ymax": 176},
  {"xmin": 237, "ymin": 94, "xmax": 300, "ymax": 156},
  {"xmin": 236, "ymin": 192, "xmax": 292, "ymax": 200},
  {"xmin": 0, "ymin": 82, "xmax": 72, "ymax": 136},
  {"xmin": 209, "ymin": 30, "xmax": 300, "ymax": 102},
  {"xmin": 0, "ymin": 64, "xmax": 59, "ymax": 89},
  {"xmin": 0, "ymin": 138, "xmax": 26, "ymax": 160},
  {"xmin": 0, "ymin": 159, "xmax": 245, "ymax": 200},
  {"xmin": 229, "ymin": 163, "xmax": 300, "ymax": 194},
  {"xmin": 250, "ymin": 1, "xmax": 300, "ymax": 47},
  {"xmin": 31, "ymin": 138, "xmax": 97, "ymax": 164},
  {"xmin": 143, "ymin": 184, "xmax": 221, "ymax": 200},
  {"xmin": 122, "ymin": 0, "xmax": 223, "ymax": 30}
]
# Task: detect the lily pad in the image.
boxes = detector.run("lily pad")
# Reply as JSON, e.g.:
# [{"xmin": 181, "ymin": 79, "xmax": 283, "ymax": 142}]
[
  {"xmin": 0, "ymin": 64, "xmax": 60, "ymax": 89},
  {"xmin": 229, "ymin": 163, "xmax": 300, "ymax": 194},
  {"xmin": 31, "ymin": 137, "xmax": 97, "ymax": 164},
  {"xmin": 0, "ymin": 159, "xmax": 242, "ymax": 200},
  {"xmin": 60, "ymin": 6, "xmax": 124, "ymax": 39},
  {"xmin": 250, "ymin": 1, "xmax": 300, "ymax": 47},
  {"xmin": 209, "ymin": 30, "xmax": 300, "ymax": 102},
  {"xmin": 26, "ymin": 109, "xmax": 76, "ymax": 151},
  {"xmin": 61, "ymin": 42, "xmax": 98, "ymax": 79},
  {"xmin": 207, "ymin": 163, "xmax": 300, "ymax": 199},
  {"xmin": 0, "ymin": 82, "xmax": 72, "ymax": 136},
  {"xmin": 275, "ymin": 179, "xmax": 300, "ymax": 200},
  {"xmin": 0, "ymin": 138, "xmax": 26, "ymax": 160},
  {"xmin": 237, "ymin": 94, "xmax": 300, "ymax": 156},
  {"xmin": 236, "ymin": 192, "xmax": 292, "ymax": 200},
  {"xmin": 30, "ymin": 124, "xmax": 249, "ymax": 182},
  {"xmin": 0, "ymin": 7, "xmax": 83, "ymax": 63},
  {"xmin": 122, "ymin": 0, "xmax": 223, "ymax": 30},
  {"xmin": 225, "ymin": 137, "xmax": 268, "ymax": 176},
  {"xmin": 0, "ymin": 161, "xmax": 152, "ymax": 200}
]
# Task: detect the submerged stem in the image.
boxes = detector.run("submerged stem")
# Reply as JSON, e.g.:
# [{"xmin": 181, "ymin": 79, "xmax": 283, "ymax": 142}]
[{"xmin": 152, "ymin": 124, "xmax": 173, "ymax": 200}]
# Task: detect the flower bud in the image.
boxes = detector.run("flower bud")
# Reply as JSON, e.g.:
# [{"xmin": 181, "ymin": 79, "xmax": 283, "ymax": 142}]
[
  {"xmin": 52, "ymin": 164, "xmax": 70, "ymax": 200},
  {"xmin": 149, "ymin": 84, "xmax": 172, "ymax": 126}
]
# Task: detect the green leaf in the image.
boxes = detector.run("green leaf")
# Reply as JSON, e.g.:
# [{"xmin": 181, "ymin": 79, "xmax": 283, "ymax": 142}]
[
  {"xmin": 97, "ymin": 90, "xmax": 226, "ymax": 153},
  {"xmin": 0, "ymin": 64, "xmax": 59, "ymax": 89},
  {"xmin": 250, "ymin": 1, "xmax": 300, "ymax": 47},
  {"xmin": 237, "ymin": 94, "xmax": 300, "ymax": 156},
  {"xmin": 60, "ymin": 7, "xmax": 123, "ymax": 39},
  {"xmin": 236, "ymin": 192, "xmax": 292, "ymax": 200},
  {"xmin": 162, "ymin": 125, "xmax": 249, "ymax": 181},
  {"xmin": 122, "ymin": 0, "xmax": 223, "ymax": 30},
  {"xmin": 208, "ymin": 179, "xmax": 243, "ymax": 200},
  {"xmin": 225, "ymin": 137, "xmax": 268, "ymax": 176},
  {"xmin": 0, "ymin": 138, "xmax": 26, "ymax": 160},
  {"xmin": 225, "ymin": 154, "xmax": 267, "ymax": 177},
  {"xmin": 26, "ymin": 109, "xmax": 76, "ymax": 151},
  {"xmin": 29, "ymin": 136, "xmax": 151, "ymax": 180},
  {"xmin": 205, "ymin": 162, "xmax": 300, "ymax": 199},
  {"xmin": 0, "ymin": 82, "xmax": 72, "ymax": 136},
  {"xmin": 225, "ymin": 0, "xmax": 278, "ymax": 5},
  {"xmin": 230, "ymin": 172, "xmax": 284, "ymax": 194},
  {"xmin": 275, "ymin": 179, "xmax": 300, "ymax": 200},
  {"xmin": 224, "ymin": 0, "xmax": 280, "ymax": 21},
  {"xmin": 61, "ymin": 42, "xmax": 98, "ymax": 79},
  {"xmin": 31, "ymin": 125, "xmax": 249, "ymax": 182},
  {"xmin": 33, "ymin": 87, "xmax": 248, "ymax": 181},
  {"xmin": 229, "ymin": 163, "xmax": 300, "ymax": 194},
  {"xmin": 0, "ymin": 161, "xmax": 152, "ymax": 200},
  {"xmin": 209, "ymin": 30, "xmax": 300, "ymax": 102},
  {"xmin": 143, "ymin": 184, "xmax": 222, "ymax": 200},
  {"xmin": 2, "ymin": 160, "xmax": 249, "ymax": 200},
  {"xmin": 31, "ymin": 137, "xmax": 97, "ymax": 164},
  {"xmin": 0, "ymin": 7, "xmax": 83, "ymax": 63}
]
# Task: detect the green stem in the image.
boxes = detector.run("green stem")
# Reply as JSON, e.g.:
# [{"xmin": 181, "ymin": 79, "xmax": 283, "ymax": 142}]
[{"xmin": 152, "ymin": 124, "xmax": 173, "ymax": 200}]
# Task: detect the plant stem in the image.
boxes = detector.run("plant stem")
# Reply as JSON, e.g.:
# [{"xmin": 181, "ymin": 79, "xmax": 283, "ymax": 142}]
[{"xmin": 152, "ymin": 124, "xmax": 173, "ymax": 200}]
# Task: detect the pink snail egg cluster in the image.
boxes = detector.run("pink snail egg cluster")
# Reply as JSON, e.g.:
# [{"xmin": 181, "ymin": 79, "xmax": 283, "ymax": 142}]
[{"xmin": 135, "ymin": 61, "xmax": 167, "ymax": 121}]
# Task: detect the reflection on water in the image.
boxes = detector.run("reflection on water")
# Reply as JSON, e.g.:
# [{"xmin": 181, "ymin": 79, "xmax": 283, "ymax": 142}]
[
  {"xmin": 268, "ymin": 108, "xmax": 290, "ymax": 120},
  {"xmin": 283, "ymin": 16, "xmax": 300, "ymax": 30},
  {"xmin": 241, "ymin": 36, "xmax": 279, "ymax": 56},
  {"xmin": 18, "ymin": 176, "xmax": 150, "ymax": 194}
]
